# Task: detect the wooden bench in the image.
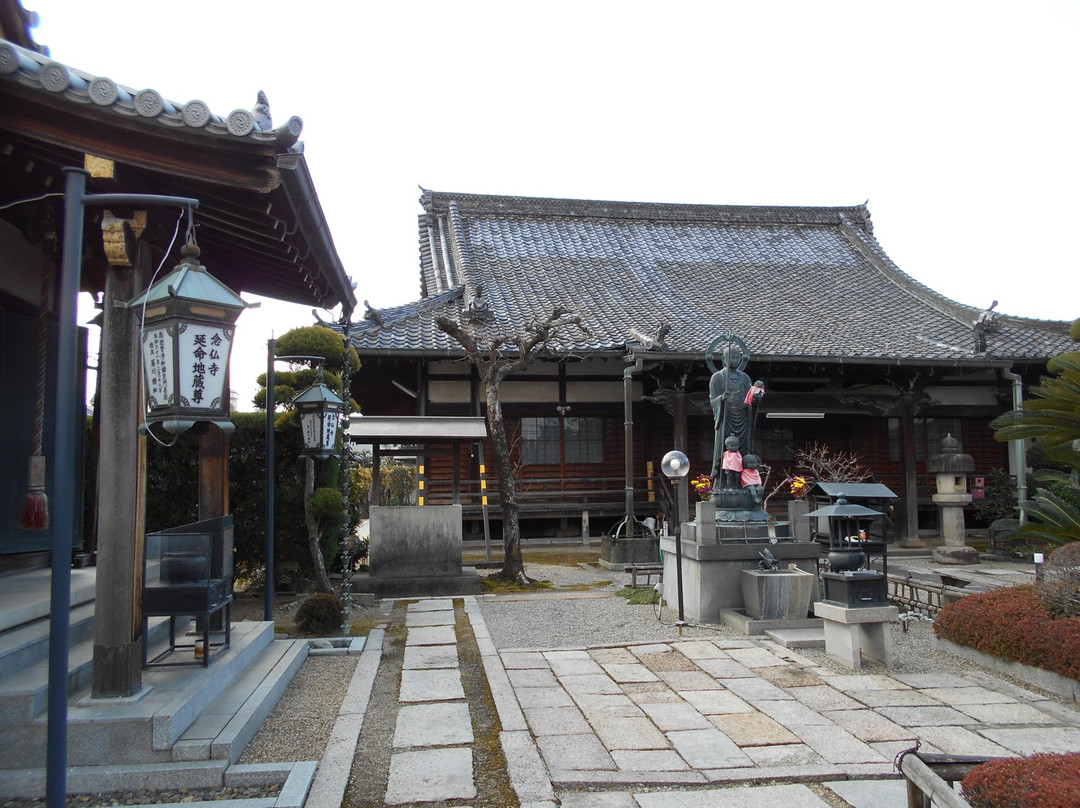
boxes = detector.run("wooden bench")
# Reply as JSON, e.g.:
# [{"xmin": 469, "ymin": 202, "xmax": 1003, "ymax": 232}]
[{"xmin": 624, "ymin": 563, "xmax": 663, "ymax": 588}]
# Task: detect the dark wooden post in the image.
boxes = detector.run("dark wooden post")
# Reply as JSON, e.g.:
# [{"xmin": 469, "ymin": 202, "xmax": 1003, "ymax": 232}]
[
  {"xmin": 92, "ymin": 242, "xmax": 150, "ymax": 697},
  {"xmin": 199, "ymin": 423, "xmax": 229, "ymax": 631},
  {"xmin": 897, "ymin": 392, "xmax": 925, "ymax": 548}
]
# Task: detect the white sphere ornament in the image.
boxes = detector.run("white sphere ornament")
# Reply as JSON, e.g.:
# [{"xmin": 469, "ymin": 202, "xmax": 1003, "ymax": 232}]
[{"xmin": 660, "ymin": 450, "xmax": 690, "ymax": 479}]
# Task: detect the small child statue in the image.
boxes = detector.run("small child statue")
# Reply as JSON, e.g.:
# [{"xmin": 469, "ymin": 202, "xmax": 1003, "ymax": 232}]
[
  {"xmin": 721, "ymin": 435, "xmax": 743, "ymax": 489},
  {"xmin": 741, "ymin": 454, "xmax": 764, "ymax": 504}
]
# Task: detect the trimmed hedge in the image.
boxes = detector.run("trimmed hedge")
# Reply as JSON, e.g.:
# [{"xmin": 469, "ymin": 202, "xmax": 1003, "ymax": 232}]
[
  {"xmin": 962, "ymin": 753, "xmax": 1080, "ymax": 808},
  {"xmin": 295, "ymin": 593, "xmax": 343, "ymax": 635},
  {"xmin": 933, "ymin": 585, "xmax": 1080, "ymax": 681}
]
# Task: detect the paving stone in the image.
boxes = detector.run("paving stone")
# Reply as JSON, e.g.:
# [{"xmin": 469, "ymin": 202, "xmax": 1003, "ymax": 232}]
[
  {"xmin": 393, "ymin": 702, "xmax": 473, "ymax": 747},
  {"xmin": 711, "ymin": 639, "xmax": 755, "ymax": 650},
  {"xmin": 822, "ymin": 709, "xmax": 917, "ymax": 742},
  {"xmin": 956, "ymin": 702, "xmax": 1058, "ymax": 725},
  {"xmin": 979, "ymin": 726, "xmax": 1080, "ymax": 755},
  {"xmin": 889, "ymin": 672, "xmax": 973, "ymax": 689},
  {"xmin": 610, "ymin": 749, "xmax": 689, "ymax": 771},
  {"xmin": 402, "ymin": 643, "xmax": 459, "ymax": 670},
  {"xmin": 399, "ymin": 669, "xmax": 465, "ymax": 702},
  {"xmin": 559, "ymin": 793, "xmax": 638, "ymax": 808},
  {"xmin": 515, "ymin": 686, "xmax": 575, "ymax": 709},
  {"xmin": 508, "ymin": 668, "xmax": 560, "ymax": 688},
  {"xmin": 631, "ymin": 643, "xmax": 674, "ymax": 656},
  {"xmin": 824, "ymin": 778, "xmax": 909, "ymax": 808},
  {"xmin": 384, "ymin": 747, "xmax": 475, "ymax": 804},
  {"xmin": 693, "ymin": 658, "xmax": 755, "ymax": 678},
  {"xmin": 913, "ymin": 726, "xmax": 1014, "ymax": 757},
  {"xmin": 639, "ymin": 651, "xmax": 699, "ymax": 672},
  {"xmin": 408, "ymin": 598, "xmax": 455, "ymax": 612},
  {"xmin": 920, "ymin": 686, "xmax": 1018, "ymax": 706},
  {"xmin": 656, "ymin": 670, "xmax": 725, "ymax": 691},
  {"xmin": 743, "ymin": 743, "xmax": 826, "ymax": 767},
  {"xmin": 724, "ymin": 647, "xmax": 789, "ymax": 668},
  {"xmin": 638, "ymin": 702, "xmax": 712, "ymax": 731},
  {"xmin": 755, "ymin": 666, "xmax": 826, "ymax": 688},
  {"xmin": 501, "ymin": 651, "xmax": 550, "ymax": 669},
  {"xmin": 602, "ymin": 663, "xmax": 659, "ymax": 683},
  {"xmin": 719, "ymin": 677, "xmax": 794, "ymax": 702},
  {"xmin": 871, "ymin": 739, "xmax": 942, "ymax": 759},
  {"xmin": 709, "ymin": 712, "xmax": 800, "ymax": 746},
  {"xmin": 536, "ymin": 733, "xmax": 617, "ymax": 770},
  {"xmin": 560, "ymin": 673, "xmax": 624, "ymax": 695},
  {"xmin": 634, "ymin": 783, "xmax": 831, "ymax": 807},
  {"xmin": 666, "ymin": 728, "xmax": 753, "ymax": 768},
  {"xmin": 671, "ymin": 641, "xmax": 730, "ymax": 660},
  {"xmin": 524, "ymin": 705, "xmax": 592, "ymax": 736},
  {"xmin": 620, "ymin": 681, "xmax": 672, "ymax": 693},
  {"xmin": 405, "ymin": 610, "xmax": 456, "ymax": 628},
  {"xmin": 820, "ymin": 674, "xmax": 911, "ymax": 692},
  {"xmin": 790, "ymin": 685, "xmax": 864, "ymax": 711},
  {"xmin": 592, "ymin": 714, "xmax": 670, "ymax": 750},
  {"xmin": 626, "ymin": 688, "xmax": 685, "ymax": 705},
  {"xmin": 791, "ymin": 725, "xmax": 886, "ymax": 764},
  {"xmin": 590, "ymin": 647, "xmax": 638, "ymax": 664},
  {"xmin": 754, "ymin": 698, "xmax": 834, "ymax": 727},
  {"xmin": 962, "ymin": 670, "xmax": 1049, "ymax": 702},
  {"xmin": 873, "ymin": 705, "xmax": 977, "ymax": 727},
  {"xmin": 848, "ymin": 689, "xmax": 940, "ymax": 708},
  {"xmin": 548, "ymin": 657, "xmax": 605, "ymax": 677},
  {"xmin": 677, "ymin": 689, "xmax": 754, "ymax": 715},
  {"xmin": 574, "ymin": 693, "xmax": 644, "ymax": 719},
  {"xmin": 406, "ymin": 625, "xmax": 457, "ymax": 646}
]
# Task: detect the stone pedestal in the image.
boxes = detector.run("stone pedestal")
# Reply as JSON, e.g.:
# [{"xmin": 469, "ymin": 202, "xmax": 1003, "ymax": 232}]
[
  {"xmin": 814, "ymin": 601, "xmax": 898, "ymax": 670},
  {"xmin": 787, "ymin": 499, "xmax": 812, "ymax": 542},
  {"xmin": 366, "ymin": 505, "xmax": 481, "ymax": 596},
  {"xmin": 740, "ymin": 568, "xmax": 815, "ymax": 620}
]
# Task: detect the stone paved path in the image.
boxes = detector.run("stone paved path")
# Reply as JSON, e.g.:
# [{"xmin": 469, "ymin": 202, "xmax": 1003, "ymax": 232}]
[{"xmin": 323, "ymin": 594, "xmax": 1080, "ymax": 808}]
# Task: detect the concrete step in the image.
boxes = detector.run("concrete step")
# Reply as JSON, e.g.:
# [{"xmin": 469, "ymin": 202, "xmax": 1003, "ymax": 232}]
[
  {"xmin": 173, "ymin": 637, "xmax": 308, "ymax": 764},
  {"xmin": 765, "ymin": 627, "xmax": 826, "ymax": 648},
  {"xmin": 0, "ymin": 620, "xmax": 276, "ymax": 769},
  {"xmin": 0, "ymin": 600, "xmax": 96, "ymax": 680},
  {"xmin": 0, "ymin": 567, "xmax": 96, "ymax": 634}
]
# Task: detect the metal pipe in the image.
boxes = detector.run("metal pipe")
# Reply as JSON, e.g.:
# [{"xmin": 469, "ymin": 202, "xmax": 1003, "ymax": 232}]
[
  {"xmin": 623, "ymin": 363, "xmax": 634, "ymax": 537},
  {"xmin": 265, "ymin": 339, "xmax": 276, "ymax": 620},
  {"xmin": 675, "ymin": 476, "xmax": 686, "ymax": 624},
  {"xmin": 1001, "ymin": 367, "xmax": 1028, "ymax": 522}
]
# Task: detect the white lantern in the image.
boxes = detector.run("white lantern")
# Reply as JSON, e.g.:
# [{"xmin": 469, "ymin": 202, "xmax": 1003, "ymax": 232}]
[{"xmin": 130, "ymin": 242, "xmax": 248, "ymax": 435}]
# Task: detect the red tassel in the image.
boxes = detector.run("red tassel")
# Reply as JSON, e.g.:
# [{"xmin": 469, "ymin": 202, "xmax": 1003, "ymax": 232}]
[{"xmin": 21, "ymin": 491, "xmax": 49, "ymax": 530}]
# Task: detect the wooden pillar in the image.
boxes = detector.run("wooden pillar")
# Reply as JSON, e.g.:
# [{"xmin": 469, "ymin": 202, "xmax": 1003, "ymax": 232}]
[
  {"xmin": 897, "ymin": 392, "xmax": 925, "ymax": 548},
  {"xmin": 92, "ymin": 244, "xmax": 149, "ymax": 697},
  {"xmin": 199, "ymin": 424, "xmax": 229, "ymax": 631}
]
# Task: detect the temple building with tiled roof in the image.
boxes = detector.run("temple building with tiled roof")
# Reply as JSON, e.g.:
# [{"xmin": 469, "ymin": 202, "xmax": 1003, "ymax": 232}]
[{"xmin": 348, "ymin": 189, "xmax": 1072, "ymax": 543}]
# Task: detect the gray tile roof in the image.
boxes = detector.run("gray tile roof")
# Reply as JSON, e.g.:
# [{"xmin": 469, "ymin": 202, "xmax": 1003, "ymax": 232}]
[{"xmin": 350, "ymin": 190, "xmax": 1073, "ymax": 364}]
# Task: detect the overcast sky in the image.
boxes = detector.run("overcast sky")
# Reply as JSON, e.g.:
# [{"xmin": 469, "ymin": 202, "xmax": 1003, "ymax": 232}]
[{"xmin": 27, "ymin": 0, "xmax": 1079, "ymax": 408}]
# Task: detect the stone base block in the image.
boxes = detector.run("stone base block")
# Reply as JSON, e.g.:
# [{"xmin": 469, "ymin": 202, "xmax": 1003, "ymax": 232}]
[
  {"xmin": 932, "ymin": 546, "xmax": 980, "ymax": 565},
  {"xmin": 813, "ymin": 602, "xmax": 898, "ymax": 670}
]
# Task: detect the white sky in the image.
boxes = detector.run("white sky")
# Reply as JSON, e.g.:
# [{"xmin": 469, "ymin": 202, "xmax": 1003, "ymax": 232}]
[{"xmin": 27, "ymin": 0, "xmax": 1079, "ymax": 408}]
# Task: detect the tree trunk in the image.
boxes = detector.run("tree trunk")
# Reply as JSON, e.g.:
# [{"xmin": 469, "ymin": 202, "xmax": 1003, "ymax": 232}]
[
  {"xmin": 304, "ymin": 456, "xmax": 335, "ymax": 594},
  {"xmin": 486, "ymin": 380, "xmax": 528, "ymax": 583}
]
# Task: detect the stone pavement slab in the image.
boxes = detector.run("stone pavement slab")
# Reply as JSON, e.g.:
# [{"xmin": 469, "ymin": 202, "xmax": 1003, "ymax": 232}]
[
  {"xmin": 523, "ymin": 705, "xmax": 592, "ymax": 736},
  {"xmin": 501, "ymin": 651, "xmax": 550, "ymax": 669},
  {"xmin": 979, "ymin": 726, "xmax": 1080, "ymax": 755},
  {"xmin": 508, "ymin": 667, "xmax": 560, "ymax": 688},
  {"xmin": 753, "ymin": 698, "xmax": 834, "ymax": 727},
  {"xmin": 920, "ymin": 686, "xmax": 1018, "ymax": 705},
  {"xmin": 693, "ymin": 658, "xmax": 755, "ymax": 678},
  {"xmin": 666, "ymin": 728, "xmax": 753, "ymax": 768},
  {"xmin": 677, "ymin": 689, "xmax": 754, "ymax": 715},
  {"xmin": 825, "ymin": 778, "xmax": 909, "ymax": 808},
  {"xmin": 743, "ymin": 743, "xmax": 825, "ymax": 767},
  {"xmin": 405, "ymin": 610, "xmax": 456, "ymax": 627},
  {"xmin": 516, "ymin": 686, "xmax": 576, "ymax": 709},
  {"xmin": 637, "ymin": 701, "xmax": 712, "ymax": 731},
  {"xmin": 719, "ymin": 677, "xmax": 794, "ymax": 701},
  {"xmin": 602, "ymin": 663, "xmax": 659, "ymax": 683},
  {"xmin": 398, "ymin": 668, "xmax": 465, "ymax": 702},
  {"xmin": 408, "ymin": 598, "xmax": 454, "ymax": 612},
  {"xmin": 671, "ymin": 640, "xmax": 729, "ymax": 659},
  {"xmin": 591, "ymin": 715, "xmax": 670, "ymax": 750},
  {"xmin": 790, "ymin": 725, "xmax": 885, "ymax": 764},
  {"xmin": 383, "ymin": 747, "xmax": 475, "ymax": 804},
  {"xmin": 755, "ymin": 665, "xmax": 827, "ymax": 688},
  {"xmin": 610, "ymin": 749, "xmax": 689, "ymax": 771},
  {"xmin": 536, "ymin": 733, "xmax": 616, "ymax": 770},
  {"xmin": 956, "ymin": 702, "xmax": 1058, "ymax": 724},
  {"xmin": 724, "ymin": 647, "xmax": 789, "ymax": 668},
  {"xmin": 560, "ymin": 673, "xmax": 624, "ymax": 694},
  {"xmin": 790, "ymin": 685, "xmax": 864, "ymax": 711},
  {"xmin": 655, "ymin": 670, "xmax": 725, "ymax": 690},
  {"xmin": 709, "ymin": 712, "xmax": 800, "ymax": 746},
  {"xmin": 402, "ymin": 643, "xmax": 458, "ymax": 670},
  {"xmin": 405, "ymin": 625, "xmax": 456, "ymax": 646},
  {"xmin": 634, "ymin": 782, "xmax": 831, "ymax": 806},
  {"xmin": 392, "ymin": 701, "xmax": 473, "ymax": 747},
  {"xmin": 848, "ymin": 689, "xmax": 941, "ymax": 707},
  {"xmin": 873, "ymin": 705, "xmax": 977, "ymax": 726},
  {"xmin": 912, "ymin": 725, "xmax": 1014, "ymax": 756},
  {"xmin": 822, "ymin": 708, "xmax": 918, "ymax": 742}
]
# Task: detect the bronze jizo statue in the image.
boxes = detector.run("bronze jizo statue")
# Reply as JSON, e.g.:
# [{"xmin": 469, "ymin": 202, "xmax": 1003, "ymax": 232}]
[{"xmin": 707, "ymin": 334, "xmax": 765, "ymax": 487}]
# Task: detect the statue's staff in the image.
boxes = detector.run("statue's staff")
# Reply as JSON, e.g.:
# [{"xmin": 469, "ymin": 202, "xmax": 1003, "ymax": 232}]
[{"xmin": 710, "ymin": 330, "xmax": 734, "ymax": 480}]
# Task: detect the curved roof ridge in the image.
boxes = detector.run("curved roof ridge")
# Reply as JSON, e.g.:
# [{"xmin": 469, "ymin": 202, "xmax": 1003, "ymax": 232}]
[
  {"xmin": 420, "ymin": 188, "xmax": 873, "ymax": 229},
  {"xmin": 0, "ymin": 40, "xmax": 303, "ymax": 147},
  {"xmin": 838, "ymin": 215, "xmax": 978, "ymax": 331},
  {"xmin": 352, "ymin": 287, "xmax": 464, "ymax": 333}
]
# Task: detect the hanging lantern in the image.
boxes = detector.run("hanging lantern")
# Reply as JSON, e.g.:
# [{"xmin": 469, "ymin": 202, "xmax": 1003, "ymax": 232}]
[
  {"xmin": 293, "ymin": 371, "xmax": 345, "ymax": 459},
  {"xmin": 130, "ymin": 241, "xmax": 248, "ymax": 435}
]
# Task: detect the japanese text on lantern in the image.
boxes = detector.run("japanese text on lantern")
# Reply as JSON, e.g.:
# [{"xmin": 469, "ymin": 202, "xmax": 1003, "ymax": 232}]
[
  {"xmin": 179, "ymin": 325, "xmax": 230, "ymax": 409},
  {"xmin": 143, "ymin": 327, "xmax": 174, "ymax": 408}
]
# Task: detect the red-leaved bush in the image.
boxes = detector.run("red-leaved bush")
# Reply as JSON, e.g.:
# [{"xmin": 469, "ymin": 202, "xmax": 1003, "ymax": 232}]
[
  {"xmin": 962, "ymin": 753, "xmax": 1080, "ymax": 808},
  {"xmin": 933, "ymin": 585, "xmax": 1080, "ymax": 681}
]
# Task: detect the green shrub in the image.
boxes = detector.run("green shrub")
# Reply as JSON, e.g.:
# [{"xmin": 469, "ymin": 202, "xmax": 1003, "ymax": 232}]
[
  {"xmin": 962, "ymin": 752, "xmax": 1080, "ymax": 808},
  {"xmin": 933, "ymin": 585, "xmax": 1080, "ymax": 680},
  {"xmin": 295, "ymin": 593, "xmax": 343, "ymax": 635}
]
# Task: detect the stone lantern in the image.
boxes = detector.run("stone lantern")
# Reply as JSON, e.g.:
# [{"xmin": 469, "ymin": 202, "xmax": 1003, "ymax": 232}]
[{"xmin": 929, "ymin": 434, "xmax": 978, "ymax": 565}]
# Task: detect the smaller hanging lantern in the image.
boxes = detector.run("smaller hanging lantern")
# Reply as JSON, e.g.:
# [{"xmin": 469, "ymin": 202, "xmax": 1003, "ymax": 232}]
[
  {"xmin": 293, "ymin": 369, "xmax": 345, "ymax": 459},
  {"xmin": 130, "ymin": 240, "xmax": 249, "ymax": 435}
]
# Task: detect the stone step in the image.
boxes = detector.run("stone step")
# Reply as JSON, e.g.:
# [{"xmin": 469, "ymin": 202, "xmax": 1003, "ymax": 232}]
[
  {"xmin": 764, "ymin": 627, "xmax": 826, "ymax": 648},
  {"xmin": 173, "ymin": 637, "xmax": 308, "ymax": 764},
  {"xmin": 0, "ymin": 600, "xmax": 95, "ymax": 681}
]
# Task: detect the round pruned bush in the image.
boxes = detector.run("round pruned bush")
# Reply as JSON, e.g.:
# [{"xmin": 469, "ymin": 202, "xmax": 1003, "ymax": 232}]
[
  {"xmin": 1039, "ymin": 542, "xmax": 1080, "ymax": 619},
  {"xmin": 962, "ymin": 752, "xmax": 1080, "ymax": 808},
  {"xmin": 295, "ymin": 593, "xmax": 343, "ymax": 636}
]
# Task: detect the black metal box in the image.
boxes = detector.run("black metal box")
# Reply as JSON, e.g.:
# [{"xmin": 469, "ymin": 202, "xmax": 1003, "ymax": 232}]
[{"xmin": 822, "ymin": 570, "xmax": 887, "ymax": 607}]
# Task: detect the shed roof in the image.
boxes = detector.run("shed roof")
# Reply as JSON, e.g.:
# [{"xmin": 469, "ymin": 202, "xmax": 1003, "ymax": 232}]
[
  {"xmin": 347, "ymin": 416, "xmax": 488, "ymax": 443},
  {"xmin": 349, "ymin": 189, "xmax": 1070, "ymax": 366},
  {"xmin": 0, "ymin": 38, "xmax": 356, "ymax": 315}
]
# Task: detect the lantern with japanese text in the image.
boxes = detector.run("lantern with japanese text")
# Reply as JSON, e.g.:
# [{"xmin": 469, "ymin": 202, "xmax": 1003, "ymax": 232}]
[
  {"xmin": 131, "ymin": 242, "xmax": 248, "ymax": 435},
  {"xmin": 293, "ymin": 370, "xmax": 345, "ymax": 459}
]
